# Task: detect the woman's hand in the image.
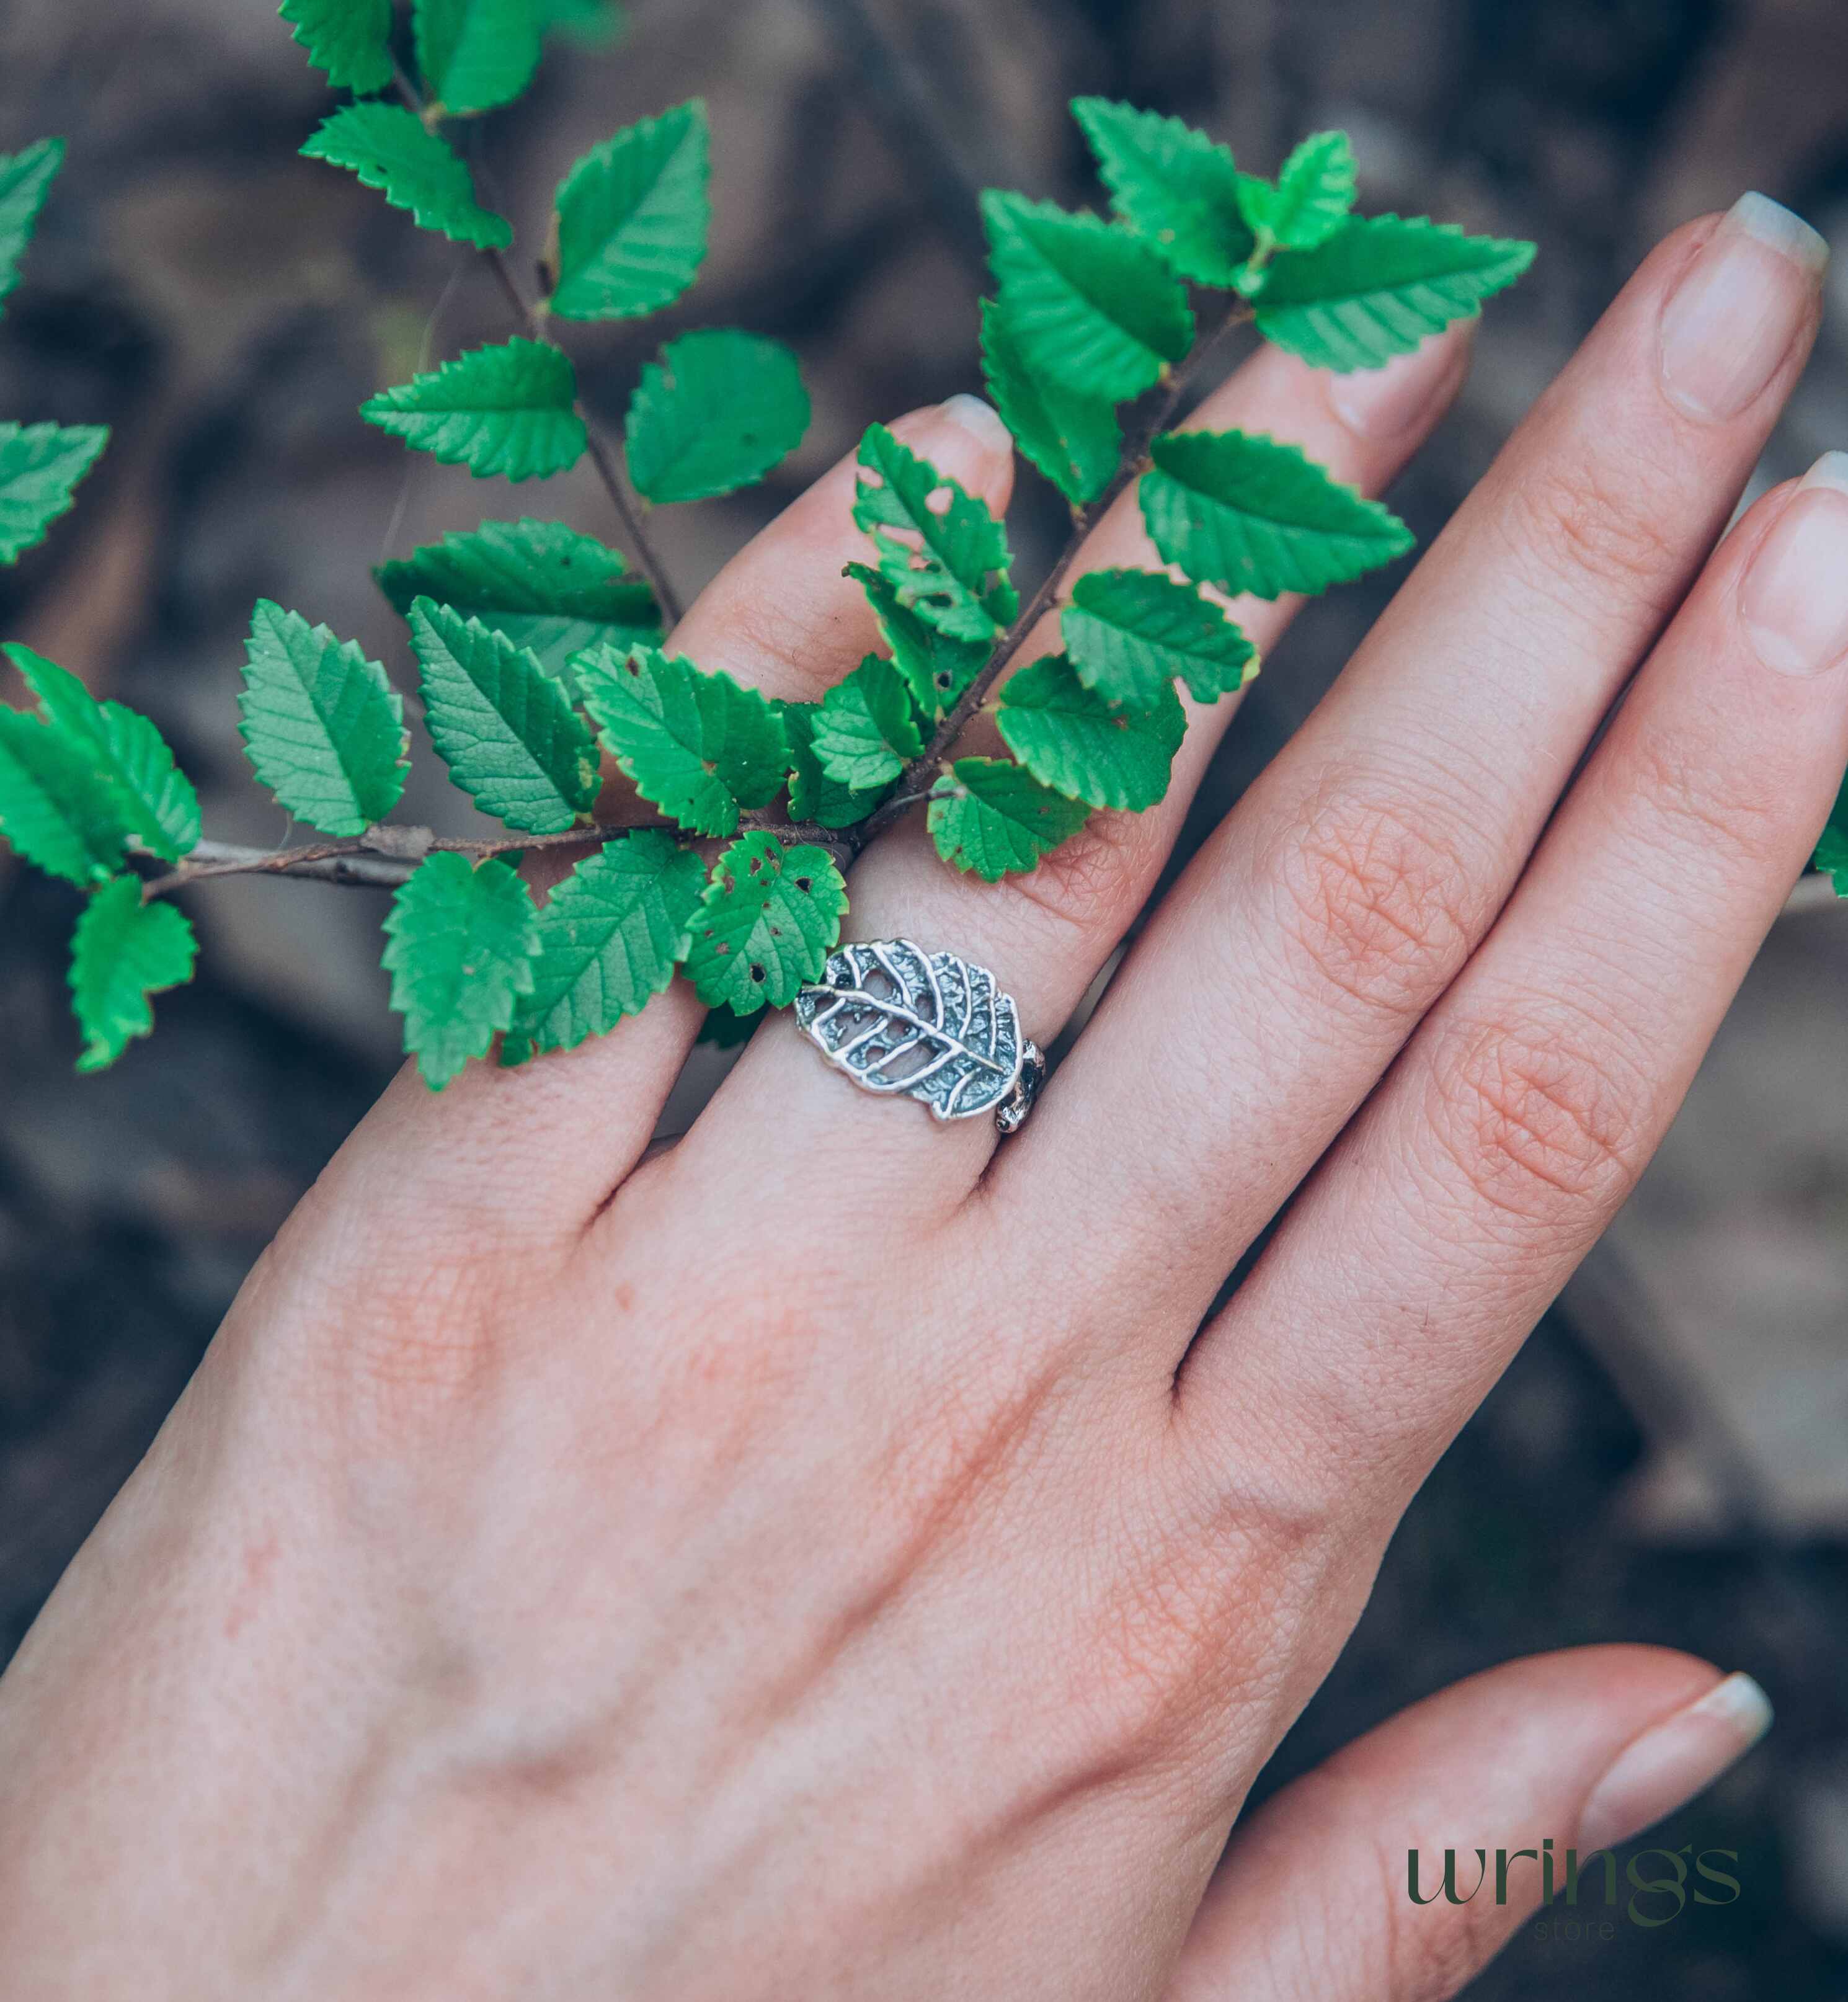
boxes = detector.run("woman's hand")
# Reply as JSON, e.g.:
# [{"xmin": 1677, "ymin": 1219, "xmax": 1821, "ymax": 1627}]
[{"xmin": 0, "ymin": 195, "xmax": 1829, "ymax": 2001}]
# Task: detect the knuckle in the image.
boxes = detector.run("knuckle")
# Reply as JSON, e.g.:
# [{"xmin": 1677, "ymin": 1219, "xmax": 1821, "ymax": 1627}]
[
  {"xmin": 702, "ymin": 583, "xmax": 821, "ymax": 691},
  {"xmin": 1508, "ymin": 453, "xmax": 1681, "ymax": 603},
  {"xmin": 256, "ymin": 1189, "xmax": 522, "ymax": 1438},
  {"xmin": 1062, "ymin": 1475, "xmax": 1313, "ymax": 1776},
  {"xmin": 1076, "ymin": 1538, "xmax": 1253, "ymax": 1759},
  {"xmin": 1266, "ymin": 776, "xmax": 1478, "ymax": 1024},
  {"xmin": 1002, "ymin": 804, "xmax": 1160, "ymax": 940},
  {"xmin": 1424, "ymin": 1010, "xmax": 1646, "ymax": 1229},
  {"xmin": 328, "ymin": 1246, "xmax": 511, "ymax": 1413},
  {"xmin": 1626, "ymin": 724, "xmax": 1788, "ymax": 876}
]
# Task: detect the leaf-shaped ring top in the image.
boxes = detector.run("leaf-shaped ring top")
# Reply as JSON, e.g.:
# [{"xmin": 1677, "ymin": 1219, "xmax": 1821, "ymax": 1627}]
[{"xmin": 793, "ymin": 938, "xmax": 1044, "ymax": 1133}]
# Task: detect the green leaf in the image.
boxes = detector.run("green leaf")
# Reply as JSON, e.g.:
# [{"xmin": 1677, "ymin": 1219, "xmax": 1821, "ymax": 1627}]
[
  {"xmin": 549, "ymin": 102, "xmax": 709, "ymax": 321},
  {"xmin": 853, "ymin": 421, "xmax": 1016, "ymax": 646},
  {"xmin": 502, "ymin": 830, "xmax": 703, "ymax": 1060},
  {"xmin": 1814, "ymin": 770, "xmax": 1848, "ymax": 896},
  {"xmin": 239, "ymin": 600, "xmax": 409, "ymax": 835},
  {"xmin": 0, "ymin": 138, "xmax": 64, "ymax": 315},
  {"xmin": 1253, "ymin": 213, "xmax": 1535, "ymax": 371},
  {"xmin": 301, "ymin": 104, "xmax": 512, "ymax": 251},
  {"xmin": 624, "ymin": 329, "xmax": 808, "ymax": 504},
  {"xmin": 0, "ymin": 421, "xmax": 109, "ymax": 564},
  {"xmin": 576, "ymin": 642, "xmax": 786, "ymax": 836},
  {"xmin": 409, "ymin": 598, "xmax": 598, "ymax": 833},
  {"xmin": 377, "ymin": 517, "xmax": 659, "ymax": 682},
  {"xmin": 1062, "ymin": 568, "xmax": 1256, "ymax": 708},
  {"xmin": 684, "ymin": 831, "xmax": 846, "ymax": 1014},
  {"xmin": 781, "ymin": 701, "xmax": 889, "ymax": 829},
  {"xmin": 67, "ymin": 876, "xmax": 197, "ymax": 1073},
  {"xmin": 384, "ymin": 852, "xmax": 539, "ymax": 1088},
  {"xmin": 1140, "ymin": 429, "xmax": 1412, "ymax": 600},
  {"xmin": 982, "ymin": 190, "xmax": 1193, "ymax": 403},
  {"xmin": 997, "ymin": 652, "xmax": 1184, "ymax": 811},
  {"xmin": 979, "ymin": 297, "xmax": 1119, "ymax": 507},
  {"xmin": 278, "ymin": 0, "xmax": 393, "ymax": 95},
  {"xmin": 810, "ymin": 655, "xmax": 922, "ymax": 791},
  {"xmin": 926, "ymin": 756, "xmax": 1089, "ymax": 881},
  {"xmin": 1069, "ymin": 97, "xmax": 1254, "ymax": 287},
  {"xmin": 1237, "ymin": 130, "xmax": 1355, "ymax": 252},
  {"xmin": 362, "ymin": 339, "xmax": 585, "ymax": 481},
  {"xmin": 0, "ymin": 708, "xmax": 128, "ymax": 884},
  {"xmin": 413, "ymin": 0, "xmax": 543, "ymax": 113},
  {"xmin": 843, "ymin": 560, "xmax": 987, "ymax": 721},
  {"xmin": 4, "ymin": 642, "xmax": 200, "ymax": 861}
]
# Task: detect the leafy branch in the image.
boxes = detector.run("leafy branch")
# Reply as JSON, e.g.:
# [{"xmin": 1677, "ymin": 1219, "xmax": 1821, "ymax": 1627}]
[
  {"xmin": 138, "ymin": 804, "xmax": 851, "ymax": 900},
  {"xmin": 862, "ymin": 295, "xmax": 1255, "ymax": 842},
  {"xmin": 382, "ymin": 55, "xmax": 686, "ymax": 626},
  {"xmin": 4, "ymin": 10, "xmax": 1839, "ymax": 1091}
]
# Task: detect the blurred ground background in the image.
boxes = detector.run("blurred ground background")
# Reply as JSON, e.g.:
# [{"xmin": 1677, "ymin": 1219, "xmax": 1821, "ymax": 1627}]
[{"xmin": 1, "ymin": 0, "xmax": 1845, "ymax": 1992}]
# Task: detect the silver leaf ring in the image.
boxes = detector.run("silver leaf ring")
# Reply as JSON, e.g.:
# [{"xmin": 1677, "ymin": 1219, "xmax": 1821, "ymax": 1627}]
[{"xmin": 793, "ymin": 939, "xmax": 1045, "ymax": 1134}]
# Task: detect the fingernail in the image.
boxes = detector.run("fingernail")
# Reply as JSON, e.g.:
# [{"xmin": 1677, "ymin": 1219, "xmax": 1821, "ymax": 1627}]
[
  {"xmin": 1738, "ymin": 453, "xmax": 1848, "ymax": 676},
  {"xmin": 1577, "ymin": 1672, "xmax": 1774, "ymax": 1853},
  {"xmin": 1326, "ymin": 323, "xmax": 1470, "ymax": 439},
  {"xmin": 1659, "ymin": 194, "xmax": 1828, "ymax": 424},
  {"xmin": 937, "ymin": 393, "xmax": 1013, "ymax": 456}
]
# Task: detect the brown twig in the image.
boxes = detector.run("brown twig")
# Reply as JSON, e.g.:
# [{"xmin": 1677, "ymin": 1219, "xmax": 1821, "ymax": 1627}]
[
  {"xmin": 141, "ymin": 805, "xmax": 850, "ymax": 900},
  {"xmin": 858, "ymin": 302, "xmax": 1256, "ymax": 842},
  {"xmin": 386, "ymin": 63, "xmax": 685, "ymax": 627}
]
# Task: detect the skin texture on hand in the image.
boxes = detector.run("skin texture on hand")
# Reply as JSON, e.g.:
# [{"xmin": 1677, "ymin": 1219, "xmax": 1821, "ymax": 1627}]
[{"xmin": 0, "ymin": 196, "xmax": 1830, "ymax": 2002}]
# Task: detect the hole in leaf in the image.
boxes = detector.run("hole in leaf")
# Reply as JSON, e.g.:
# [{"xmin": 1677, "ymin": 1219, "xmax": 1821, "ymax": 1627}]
[
  {"xmin": 749, "ymin": 963, "xmax": 766, "ymax": 982},
  {"xmin": 793, "ymin": 875, "xmax": 812, "ymax": 892},
  {"xmin": 925, "ymin": 484, "xmax": 953, "ymax": 516}
]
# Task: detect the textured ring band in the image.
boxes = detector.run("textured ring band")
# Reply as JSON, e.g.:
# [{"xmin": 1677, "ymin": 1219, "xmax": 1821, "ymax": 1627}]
[{"xmin": 793, "ymin": 939, "xmax": 1045, "ymax": 1135}]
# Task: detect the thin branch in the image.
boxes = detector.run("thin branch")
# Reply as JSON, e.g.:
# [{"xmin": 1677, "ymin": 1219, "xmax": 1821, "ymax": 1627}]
[
  {"xmin": 858, "ymin": 303, "xmax": 1255, "ymax": 842},
  {"xmin": 143, "ymin": 804, "xmax": 853, "ymax": 899},
  {"xmin": 142, "ymin": 825, "xmax": 634, "ymax": 897},
  {"xmin": 387, "ymin": 63, "xmax": 685, "ymax": 627},
  {"xmin": 877, "ymin": 783, "xmax": 956, "ymax": 816},
  {"xmin": 577, "ymin": 424, "xmax": 683, "ymax": 628}
]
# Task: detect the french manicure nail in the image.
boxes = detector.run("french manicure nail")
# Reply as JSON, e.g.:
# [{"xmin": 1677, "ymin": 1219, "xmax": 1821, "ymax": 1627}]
[
  {"xmin": 937, "ymin": 392, "xmax": 1012, "ymax": 456},
  {"xmin": 1576, "ymin": 1671, "xmax": 1774, "ymax": 1853},
  {"xmin": 1327, "ymin": 324, "xmax": 1470, "ymax": 439},
  {"xmin": 1659, "ymin": 193, "xmax": 1828, "ymax": 424},
  {"xmin": 1738, "ymin": 453, "xmax": 1848, "ymax": 676}
]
